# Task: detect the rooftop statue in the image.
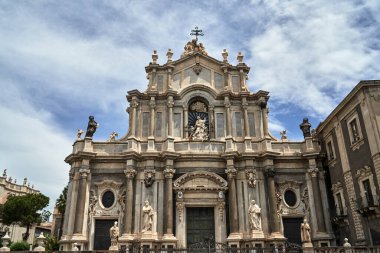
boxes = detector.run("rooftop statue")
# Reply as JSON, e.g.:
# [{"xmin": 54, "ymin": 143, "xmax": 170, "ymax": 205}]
[{"xmin": 85, "ymin": 116, "xmax": 98, "ymax": 138}]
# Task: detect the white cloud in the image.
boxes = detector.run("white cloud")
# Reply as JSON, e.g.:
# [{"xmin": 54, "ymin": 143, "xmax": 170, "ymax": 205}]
[{"xmin": 0, "ymin": 102, "xmax": 72, "ymax": 210}]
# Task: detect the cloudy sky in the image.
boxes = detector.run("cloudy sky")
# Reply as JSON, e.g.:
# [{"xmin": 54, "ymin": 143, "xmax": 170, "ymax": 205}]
[{"xmin": 0, "ymin": 0, "xmax": 379, "ymax": 211}]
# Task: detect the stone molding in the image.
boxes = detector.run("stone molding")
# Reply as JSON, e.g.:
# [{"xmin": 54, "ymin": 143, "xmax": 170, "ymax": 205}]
[
  {"xmin": 173, "ymin": 171, "xmax": 228, "ymax": 192},
  {"xmin": 355, "ymin": 165, "xmax": 372, "ymax": 180}
]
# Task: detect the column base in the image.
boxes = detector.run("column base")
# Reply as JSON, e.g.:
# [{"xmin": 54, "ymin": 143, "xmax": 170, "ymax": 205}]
[
  {"xmin": 227, "ymin": 232, "xmax": 242, "ymax": 240},
  {"xmin": 141, "ymin": 231, "xmax": 158, "ymax": 240}
]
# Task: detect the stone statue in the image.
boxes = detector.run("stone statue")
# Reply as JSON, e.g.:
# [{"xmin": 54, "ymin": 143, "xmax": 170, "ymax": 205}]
[
  {"xmin": 248, "ymin": 200, "xmax": 262, "ymax": 231},
  {"xmin": 77, "ymin": 129, "xmax": 84, "ymax": 140},
  {"xmin": 280, "ymin": 130, "xmax": 288, "ymax": 140},
  {"xmin": 191, "ymin": 116, "xmax": 208, "ymax": 141},
  {"xmin": 2, "ymin": 169, "xmax": 6, "ymax": 177},
  {"xmin": 142, "ymin": 200, "xmax": 154, "ymax": 232},
  {"xmin": 301, "ymin": 218, "xmax": 311, "ymax": 242},
  {"xmin": 109, "ymin": 221, "xmax": 119, "ymax": 247},
  {"xmin": 85, "ymin": 116, "xmax": 98, "ymax": 138},
  {"xmin": 343, "ymin": 238, "xmax": 351, "ymax": 247},
  {"xmin": 300, "ymin": 118, "xmax": 311, "ymax": 138},
  {"xmin": 108, "ymin": 132, "xmax": 118, "ymax": 142}
]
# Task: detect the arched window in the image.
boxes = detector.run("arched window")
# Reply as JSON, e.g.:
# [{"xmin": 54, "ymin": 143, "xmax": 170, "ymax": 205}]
[{"xmin": 188, "ymin": 100, "xmax": 209, "ymax": 141}]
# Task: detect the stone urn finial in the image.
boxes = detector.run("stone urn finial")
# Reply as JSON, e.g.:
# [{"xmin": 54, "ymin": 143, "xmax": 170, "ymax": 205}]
[
  {"xmin": 166, "ymin": 49, "xmax": 173, "ymax": 63},
  {"xmin": 237, "ymin": 51, "xmax": 244, "ymax": 64},
  {"xmin": 33, "ymin": 232, "xmax": 46, "ymax": 252},
  {"xmin": 0, "ymin": 231, "xmax": 11, "ymax": 251},
  {"xmin": 152, "ymin": 50, "xmax": 158, "ymax": 64},
  {"xmin": 222, "ymin": 49, "xmax": 228, "ymax": 63}
]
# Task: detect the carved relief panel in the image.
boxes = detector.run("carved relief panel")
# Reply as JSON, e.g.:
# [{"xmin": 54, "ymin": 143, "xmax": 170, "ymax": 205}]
[{"xmin": 276, "ymin": 180, "xmax": 305, "ymax": 215}]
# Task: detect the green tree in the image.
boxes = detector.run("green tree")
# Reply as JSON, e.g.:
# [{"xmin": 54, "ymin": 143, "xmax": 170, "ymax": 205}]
[
  {"xmin": 2, "ymin": 193, "xmax": 49, "ymax": 241},
  {"xmin": 55, "ymin": 185, "xmax": 67, "ymax": 239}
]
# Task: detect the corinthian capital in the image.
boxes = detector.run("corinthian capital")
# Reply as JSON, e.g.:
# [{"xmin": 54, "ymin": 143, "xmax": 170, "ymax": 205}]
[
  {"xmin": 225, "ymin": 167, "xmax": 237, "ymax": 179},
  {"xmin": 79, "ymin": 169, "xmax": 90, "ymax": 178},
  {"xmin": 308, "ymin": 166, "xmax": 319, "ymax": 177},
  {"xmin": 164, "ymin": 166, "xmax": 176, "ymax": 179},
  {"xmin": 124, "ymin": 168, "xmax": 137, "ymax": 179},
  {"xmin": 167, "ymin": 96, "xmax": 174, "ymax": 108}
]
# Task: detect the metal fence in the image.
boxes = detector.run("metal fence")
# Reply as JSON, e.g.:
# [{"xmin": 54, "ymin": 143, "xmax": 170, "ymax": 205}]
[{"xmin": 314, "ymin": 246, "xmax": 380, "ymax": 253}]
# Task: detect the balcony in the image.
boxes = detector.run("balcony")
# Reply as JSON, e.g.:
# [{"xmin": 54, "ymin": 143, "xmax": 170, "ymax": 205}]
[{"xmin": 356, "ymin": 194, "xmax": 379, "ymax": 216}]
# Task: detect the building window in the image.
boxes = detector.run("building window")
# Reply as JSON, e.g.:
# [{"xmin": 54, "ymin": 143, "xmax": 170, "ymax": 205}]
[
  {"xmin": 284, "ymin": 190, "xmax": 297, "ymax": 207},
  {"xmin": 231, "ymin": 76, "xmax": 239, "ymax": 92},
  {"xmin": 349, "ymin": 118, "xmax": 360, "ymax": 143},
  {"xmin": 155, "ymin": 112, "xmax": 162, "ymax": 137},
  {"xmin": 216, "ymin": 113, "xmax": 225, "ymax": 138},
  {"xmin": 214, "ymin": 72, "xmax": 223, "ymax": 91},
  {"xmin": 142, "ymin": 112, "xmax": 149, "ymax": 137},
  {"xmin": 248, "ymin": 112, "xmax": 256, "ymax": 137},
  {"xmin": 101, "ymin": 190, "xmax": 115, "ymax": 208},
  {"xmin": 362, "ymin": 179, "xmax": 374, "ymax": 207},
  {"xmin": 157, "ymin": 75, "xmax": 164, "ymax": 92},
  {"xmin": 327, "ymin": 141, "xmax": 334, "ymax": 160},
  {"xmin": 356, "ymin": 166, "xmax": 378, "ymax": 209},
  {"xmin": 234, "ymin": 112, "xmax": 243, "ymax": 137},
  {"xmin": 173, "ymin": 113, "xmax": 182, "ymax": 137},
  {"xmin": 336, "ymin": 192, "xmax": 344, "ymax": 216}
]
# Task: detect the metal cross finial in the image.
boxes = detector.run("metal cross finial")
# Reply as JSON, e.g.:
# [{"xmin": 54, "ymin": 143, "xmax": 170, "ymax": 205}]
[{"xmin": 190, "ymin": 26, "xmax": 204, "ymax": 41}]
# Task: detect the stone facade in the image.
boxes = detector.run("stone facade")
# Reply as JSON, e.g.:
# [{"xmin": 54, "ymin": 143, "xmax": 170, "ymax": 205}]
[
  {"xmin": 60, "ymin": 40, "xmax": 335, "ymax": 250},
  {"xmin": 317, "ymin": 81, "xmax": 380, "ymax": 246}
]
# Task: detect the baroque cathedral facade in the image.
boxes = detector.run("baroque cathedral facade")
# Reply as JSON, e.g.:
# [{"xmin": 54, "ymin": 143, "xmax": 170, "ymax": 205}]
[{"xmin": 60, "ymin": 38, "xmax": 338, "ymax": 250}]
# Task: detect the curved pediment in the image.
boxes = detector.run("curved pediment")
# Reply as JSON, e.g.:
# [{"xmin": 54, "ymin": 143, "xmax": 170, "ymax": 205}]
[{"xmin": 173, "ymin": 171, "xmax": 228, "ymax": 192}]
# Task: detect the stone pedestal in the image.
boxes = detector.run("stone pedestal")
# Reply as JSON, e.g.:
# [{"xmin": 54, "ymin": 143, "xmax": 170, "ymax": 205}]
[
  {"xmin": 250, "ymin": 230, "xmax": 265, "ymax": 239},
  {"xmin": 302, "ymin": 242, "xmax": 314, "ymax": 253},
  {"xmin": 83, "ymin": 137, "xmax": 93, "ymax": 152},
  {"xmin": 109, "ymin": 239, "xmax": 118, "ymax": 251},
  {"xmin": 244, "ymin": 137, "xmax": 252, "ymax": 151}
]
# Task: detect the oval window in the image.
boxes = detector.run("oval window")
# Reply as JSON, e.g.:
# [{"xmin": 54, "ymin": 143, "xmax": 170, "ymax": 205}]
[
  {"xmin": 102, "ymin": 190, "xmax": 115, "ymax": 208},
  {"xmin": 284, "ymin": 190, "xmax": 297, "ymax": 207}
]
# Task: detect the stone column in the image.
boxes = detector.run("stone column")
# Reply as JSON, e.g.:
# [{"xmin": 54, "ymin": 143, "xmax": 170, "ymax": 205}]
[
  {"xmin": 183, "ymin": 106, "xmax": 188, "ymax": 138},
  {"xmin": 167, "ymin": 96, "xmax": 174, "ymax": 137},
  {"xmin": 209, "ymin": 105, "xmax": 215, "ymax": 139},
  {"xmin": 163, "ymin": 165, "xmax": 176, "ymax": 235},
  {"xmin": 123, "ymin": 167, "xmax": 136, "ymax": 235},
  {"xmin": 224, "ymin": 96, "xmax": 232, "ymax": 137},
  {"xmin": 130, "ymin": 97, "xmax": 139, "ymax": 137},
  {"xmin": 149, "ymin": 97, "xmax": 155, "ymax": 137},
  {"xmin": 259, "ymin": 99, "xmax": 269, "ymax": 138},
  {"xmin": 308, "ymin": 166, "xmax": 326, "ymax": 232},
  {"xmin": 266, "ymin": 168, "xmax": 281, "ymax": 234},
  {"xmin": 74, "ymin": 168, "xmax": 90, "ymax": 234},
  {"xmin": 226, "ymin": 164, "xmax": 238, "ymax": 233},
  {"xmin": 64, "ymin": 170, "xmax": 78, "ymax": 237},
  {"xmin": 242, "ymin": 100, "xmax": 250, "ymax": 137}
]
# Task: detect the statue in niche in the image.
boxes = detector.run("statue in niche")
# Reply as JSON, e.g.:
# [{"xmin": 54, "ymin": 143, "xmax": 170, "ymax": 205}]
[
  {"xmin": 299, "ymin": 118, "xmax": 311, "ymax": 138},
  {"xmin": 301, "ymin": 218, "xmax": 311, "ymax": 243},
  {"xmin": 191, "ymin": 116, "xmax": 208, "ymax": 141},
  {"xmin": 248, "ymin": 200, "xmax": 262, "ymax": 231},
  {"xmin": 85, "ymin": 116, "xmax": 98, "ymax": 138},
  {"xmin": 142, "ymin": 200, "xmax": 154, "ymax": 232},
  {"xmin": 88, "ymin": 189, "xmax": 98, "ymax": 213},
  {"xmin": 109, "ymin": 221, "xmax": 119, "ymax": 246}
]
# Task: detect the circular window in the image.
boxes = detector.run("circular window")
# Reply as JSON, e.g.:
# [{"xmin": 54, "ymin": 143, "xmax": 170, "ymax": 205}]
[
  {"xmin": 102, "ymin": 190, "xmax": 115, "ymax": 208},
  {"xmin": 284, "ymin": 190, "xmax": 297, "ymax": 207}
]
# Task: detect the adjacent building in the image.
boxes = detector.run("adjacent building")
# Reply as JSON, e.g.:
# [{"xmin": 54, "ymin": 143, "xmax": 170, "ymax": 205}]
[
  {"xmin": 0, "ymin": 170, "xmax": 41, "ymax": 244},
  {"xmin": 60, "ymin": 39, "xmax": 335, "ymax": 251},
  {"xmin": 317, "ymin": 81, "xmax": 380, "ymax": 246}
]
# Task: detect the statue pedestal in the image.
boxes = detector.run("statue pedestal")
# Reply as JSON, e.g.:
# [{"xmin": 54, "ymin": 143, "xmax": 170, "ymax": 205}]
[
  {"xmin": 141, "ymin": 231, "xmax": 158, "ymax": 240},
  {"xmin": 251, "ymin": 230, "xmax": 265, "ymax": 239},
  {"xmin": 109, "ymin": 239, "xmax": 118, "ymax": 251},
  {"xmin": 109, "ymin": 245, "xmax": 118, "ymax": 251},
  {"xmin": 302, "ymin": 242, "xmax": 313, "ymax": 253}
]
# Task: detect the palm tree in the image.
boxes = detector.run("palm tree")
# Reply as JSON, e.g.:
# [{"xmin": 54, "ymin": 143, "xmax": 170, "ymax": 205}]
[{"xmin": 55, "ymin": 185, "xmax": 68, "ymax": 239}]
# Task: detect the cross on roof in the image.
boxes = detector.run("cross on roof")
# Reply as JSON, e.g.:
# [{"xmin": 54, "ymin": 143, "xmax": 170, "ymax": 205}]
[{"xmin": 190, "ymin": 26, "xmax": 204, "ymax": 41}]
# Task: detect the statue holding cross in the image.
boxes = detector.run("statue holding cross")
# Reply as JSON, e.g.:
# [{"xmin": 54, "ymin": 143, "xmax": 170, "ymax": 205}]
[{"xmin": 181, "ymin": 27, "xmax": 208, "ymax": 57}]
